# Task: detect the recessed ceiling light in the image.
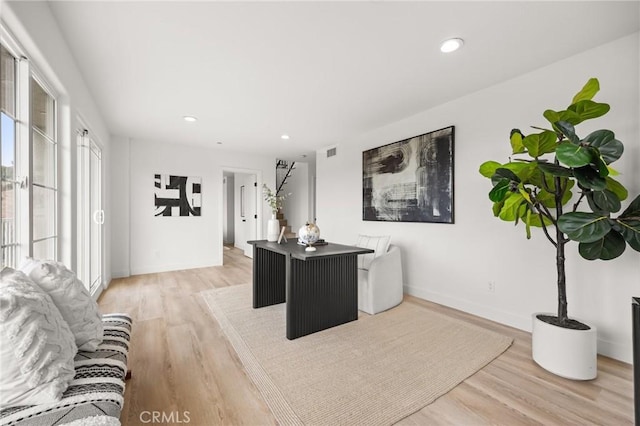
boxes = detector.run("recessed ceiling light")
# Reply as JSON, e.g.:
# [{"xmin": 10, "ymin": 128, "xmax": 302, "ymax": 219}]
[
  {"xmin": 440, "ymin": 38, "xmax": 464, "ymax": 53},
  {"xmin": 183, "ymin": 116, "xmax": 197, "ymax": 122},
  {"xmin": 281, "ymin": 134, "xmax": 290, "ymax": 140}
]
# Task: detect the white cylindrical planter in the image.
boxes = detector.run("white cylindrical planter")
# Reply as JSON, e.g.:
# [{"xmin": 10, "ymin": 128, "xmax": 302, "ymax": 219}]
[
  {"xmin": 531, "ymin": 313, "xmax": 597, "ymax": 380},
  {"xmin": 267, "ymin": 214, "xmax": 280, "ymax": 242}
]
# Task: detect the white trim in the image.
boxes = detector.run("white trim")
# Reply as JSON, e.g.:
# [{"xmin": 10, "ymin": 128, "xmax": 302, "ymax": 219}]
[
  {"xmin": 404, "ymin": 284, "xmax": 531, "ymax": 332},
  {"xmin": 0, "ymin": 20, "xmax": 26, "ymax": 59},
  {"xmin": 131, "ymin": 261, "xmax": 218, "ymax": 276}
]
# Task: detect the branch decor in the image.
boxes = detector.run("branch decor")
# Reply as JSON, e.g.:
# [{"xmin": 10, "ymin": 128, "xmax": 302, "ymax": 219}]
[{"xmin": 262, "ymin": 184, "xmax": 289, "ymax": 216}]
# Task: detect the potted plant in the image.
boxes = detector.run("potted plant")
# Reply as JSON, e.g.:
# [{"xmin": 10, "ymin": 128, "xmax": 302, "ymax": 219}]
[
  {"xmin": 262, "ymin": 184, "xmax": 289, "ymax": 242},
  {"xmin": 479, "ymin": 78, "xmax": 640, "ymax": 380}
]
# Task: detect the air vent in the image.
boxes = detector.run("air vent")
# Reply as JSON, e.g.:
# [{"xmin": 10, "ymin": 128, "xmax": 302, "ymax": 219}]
[{"xmin": 327, "ymin": 147, "xmax": 337, "ymax": 158}]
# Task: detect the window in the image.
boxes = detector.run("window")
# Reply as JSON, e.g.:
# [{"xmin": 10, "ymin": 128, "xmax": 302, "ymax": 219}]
[
  {"xmin": 1, "ymin": 44, "xmax": 18, "ymax": 267},
  {"xmin": 31, "ymin": 77, "xmax": 57, "ymax": 260},
  {"xmin": 0, "ymin": 37, "xmax": 58, "ymax": 267}
]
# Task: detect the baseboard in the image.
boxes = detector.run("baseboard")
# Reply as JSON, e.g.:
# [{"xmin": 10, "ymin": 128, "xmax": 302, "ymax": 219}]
[
  {"xmin": 111, "ymin": 270, "xmax": 131, "ymax": 279},
  {"xmin": 130, "ymin": 261, "xmax": 220, "ymax": 276},
  {"xmin": 597, "ymin": 337, "xmax": 632, "ymax": 364},
  {"xmin": 404, "ymin": 285, "xmax": 632, "ymax": 364},
  {"xmin": 404, "ymin": 284, "xmax": 532, "ymax": 334}
]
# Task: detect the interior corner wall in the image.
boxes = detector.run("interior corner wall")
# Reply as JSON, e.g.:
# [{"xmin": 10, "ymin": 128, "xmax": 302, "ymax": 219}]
[
  {"xmin": 110, "ymin": 138, "xmax": 275, "ymax": 275},
  {"xmin": 110, "ymin": 137, "xmax": 131, "ymax": 278},
  {"xmin": 316, "ymin": 33, "xmax": 640, "ymax": 363}
]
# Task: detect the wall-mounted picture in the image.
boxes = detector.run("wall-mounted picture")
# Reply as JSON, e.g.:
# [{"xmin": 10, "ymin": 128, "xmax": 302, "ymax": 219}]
[
  {"xmin": 154, "ymin": 174, "xmax": 202, "ymax": 217},
  {"xmin": 363, "ymin": 126, "xmax": 454, "ymax": 223}
]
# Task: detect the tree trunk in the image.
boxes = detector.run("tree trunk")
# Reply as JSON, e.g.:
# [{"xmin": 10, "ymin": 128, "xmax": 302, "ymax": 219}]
[
  {"xmin": 556, "ymin": 234, "xmax": 568, "ymax": 324},
  {"xmin": 554, "ymin": 175, "xmax": 569, "ymax": 325}
]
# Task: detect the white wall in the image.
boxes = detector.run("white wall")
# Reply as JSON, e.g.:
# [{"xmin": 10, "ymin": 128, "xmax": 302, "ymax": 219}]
[
  {"xmin": 110, "ymin": 139, "xmax": 275, "ymax": 275},
  {"xmin": 317, "ymin": 33, "xmax": 640, "ymax": 363},
  {"xmin": 2, "ymin": 2, "xmax": 112, "ymax": 285},
  {"xmin": 110, "ymin": 137, "xmax": 130, "ymax": 278},
  {"xmin": 282, "ymin": 162, "xmax": 310, "ymax": 232}
]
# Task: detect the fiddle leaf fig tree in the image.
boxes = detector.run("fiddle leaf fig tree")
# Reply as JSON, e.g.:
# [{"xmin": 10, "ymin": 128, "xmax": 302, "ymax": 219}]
[{"xmin": 479, "ymin": 78, "xmax": 640, "ymax": 329}]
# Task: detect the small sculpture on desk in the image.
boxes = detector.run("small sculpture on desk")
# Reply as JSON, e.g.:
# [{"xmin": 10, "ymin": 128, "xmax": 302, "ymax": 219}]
[{"xmin": 298, "ymin": 222, "xmax": 320, "ymax": 252}]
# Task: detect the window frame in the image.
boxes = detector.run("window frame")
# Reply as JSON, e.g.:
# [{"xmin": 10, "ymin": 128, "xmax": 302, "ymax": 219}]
[{"xmin": 1, "ymin": 24, "xmax": 60, "ymax": 266}]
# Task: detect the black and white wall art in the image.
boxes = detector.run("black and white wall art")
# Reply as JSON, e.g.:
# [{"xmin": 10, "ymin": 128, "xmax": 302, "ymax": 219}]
[
  {"xmin": 154, "ymin": 174, "xmax": 202, "ymax": 217},
  {"xmin": 363, "ymin": 126, "xmax": 454, "ymax": 223}
]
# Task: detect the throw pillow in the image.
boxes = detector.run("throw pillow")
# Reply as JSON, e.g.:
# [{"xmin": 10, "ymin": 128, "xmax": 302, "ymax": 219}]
[
  {"xmin": 0, "ymin": 267, "xmax": 77, "ymax": 409},
  {"xmin": 20, "ymin": 259, "xmax": 103, "ymax": 352},
  {"xmin": 355, "ymin": 235, "xmax": 391, "ymax": 270}
]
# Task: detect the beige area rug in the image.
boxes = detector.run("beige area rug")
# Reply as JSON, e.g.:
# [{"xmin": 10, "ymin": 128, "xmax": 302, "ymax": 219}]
[{"xmin": 202, "ymin": 285, "xmax": 513, "ymax": 426}]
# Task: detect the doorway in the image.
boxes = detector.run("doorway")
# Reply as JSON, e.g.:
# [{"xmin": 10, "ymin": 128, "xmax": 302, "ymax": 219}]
[{"xmin": 221, "ymin": 168, "xmax": 261, "ymax": 263}]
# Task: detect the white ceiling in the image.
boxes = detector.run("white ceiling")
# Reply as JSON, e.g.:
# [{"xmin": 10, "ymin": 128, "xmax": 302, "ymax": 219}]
[{"xmin": 46, "ymin": 1, "xmax": 639, "ymax": 159}]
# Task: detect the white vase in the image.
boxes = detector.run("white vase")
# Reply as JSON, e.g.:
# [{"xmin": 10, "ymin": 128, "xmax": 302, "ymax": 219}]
[
  {"xmin": 267, "ymin": 214, "xmax": 280, "ymax": 242},
  {"xmin": 531, "ymin": 313, "xmax": 597, "ymax": 380}
]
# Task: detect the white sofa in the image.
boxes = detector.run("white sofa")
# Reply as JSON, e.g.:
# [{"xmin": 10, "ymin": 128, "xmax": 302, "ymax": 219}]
[{"xmin": 358, "ymin": 244, "xmax": 403, "ymax": 315}]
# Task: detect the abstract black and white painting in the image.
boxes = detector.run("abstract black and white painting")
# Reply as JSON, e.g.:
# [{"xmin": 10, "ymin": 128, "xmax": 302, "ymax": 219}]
[
  {"xmin": 363, "ymin": 126, "xmax": 454, "ymax": 223},
  {"xmin": 154, "ymin": 174, "xmax": 202, "ymax": 217}
]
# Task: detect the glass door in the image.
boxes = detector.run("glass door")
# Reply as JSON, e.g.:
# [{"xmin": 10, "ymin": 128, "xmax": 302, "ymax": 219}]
[{"xmin": 77, "ymin": 131, "xmax": 103, "ymax": 294}]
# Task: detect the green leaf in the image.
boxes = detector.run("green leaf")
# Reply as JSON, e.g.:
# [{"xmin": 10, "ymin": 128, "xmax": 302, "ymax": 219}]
[
  {"xmin": 522, "ymin": 131, "xmax": 557, "ymax": 158},
  {"xmin": 524, "ymin": 208, "xmax": 532, "ymax": 239},
  {"xmin": 526, "ymin": 212, "xmax": 553, "ymax": 228},
  {"xmin": 555, "ymin": 121, "xmax": 580, "ymax": 144},
  {"xmin": 593, "ymin": 153, "xmax": 609, "ymax": 178},
  {"xmin": 479, "ymin": 161, "xmax": 501, "ymax": 178},
  {"xmin": 489, "ymin": 178, "xmax": 511, "ymax": 202},
  {"xmin": 616, "ymin": 194, "xmax": 640, "ymax": 250},
  {"xmin": 574, "ymin": 166, "xmax": 607, "ymax": 191},
  {"xmin": 543, "ymin": 109, "xmax": 560, "ymax": 126},
  {"xmin": 537, "ymin": 162, "xmax": 573, "ymax": 178},
  {"xmin": 590, "ymin": 189, "xmax": 622, "ymax": 213},
  {"xmin": 605, "ymin": 176, "xmax": 628, "ymax": 201},
  {"xmin": 558, "ymin": 212, "xmax": 612, "ymax": 243},
  {"xmin": 571, "ymin": 78, "xmax": 600, "ymax": 104},
  {"xmin": 616, "ymin": 216, "xmax": 640, "ymax": 251},
  {"xmin": 578, "ymin": 230, "xmax": 626, "ymax": 260},
  {"xmin": 510, "ymin": 129, "xmax": 525, "ymax": 154},
  {"xmin": 498, "ymin": 193, "xmax": 525, "ymax": 222},
  {"xmin": 558, "ymin": 109, "xmax": 582, "ymax": 126},
  {"xmin": 492, "ymin": 168, "xmax": 520, "ymax": 185},
  {"xmin": 492, "ymin": 200, "xmax": 504, "ymax": 217},
  {"xmin": 556, "ymin": 142, "xmax": 593, "ymax": 168},
  {"xmin": 518, "ymin": 184, "xmax": 532, "ymax": 204},
  {"xmin": 619, "ymin": 193, "xmax": 640, "ymax": 218},
  {"xmin": 582, "ymin": 130, "xmax": 623, "ymax": 164},
  {"xmin": 568, "ymin": 100, "xmax": 610, "ymax": 122}
]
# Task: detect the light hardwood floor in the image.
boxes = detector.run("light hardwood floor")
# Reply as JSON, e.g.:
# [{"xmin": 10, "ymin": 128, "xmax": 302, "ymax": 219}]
[{"xmin": 99, "ymin": 246, "xmax": 635, "ymax": 425}]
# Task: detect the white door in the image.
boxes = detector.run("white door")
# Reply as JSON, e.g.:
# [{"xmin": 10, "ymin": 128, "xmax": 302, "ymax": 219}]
[{"xmin": 77, "ymin": 131, "xmax": 103, "ymax": 294}]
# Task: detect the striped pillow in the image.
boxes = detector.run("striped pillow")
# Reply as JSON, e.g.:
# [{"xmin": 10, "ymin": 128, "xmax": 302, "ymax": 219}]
[{"xmin": 356, "ymin": 235, "xmax": 391, "ymax": 270}]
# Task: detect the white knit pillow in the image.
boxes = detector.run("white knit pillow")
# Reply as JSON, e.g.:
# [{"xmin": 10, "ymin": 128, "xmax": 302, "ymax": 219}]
[
  {"xmin": 20, "ymin": 259, "xmax": 103, "ymax": 352},
  {"xmin": 355, "ymin": 235, "xmax": 391, "ymax": 270},
  {"xmin": 0, "ymin": 267, "xmax": 77, "ymax": 409}
]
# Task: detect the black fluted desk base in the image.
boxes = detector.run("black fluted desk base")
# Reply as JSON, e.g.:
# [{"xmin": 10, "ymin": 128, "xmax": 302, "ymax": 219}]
[{"xmin": 249, "ymin": 240, "xmax": 373, "ymax": 340}]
